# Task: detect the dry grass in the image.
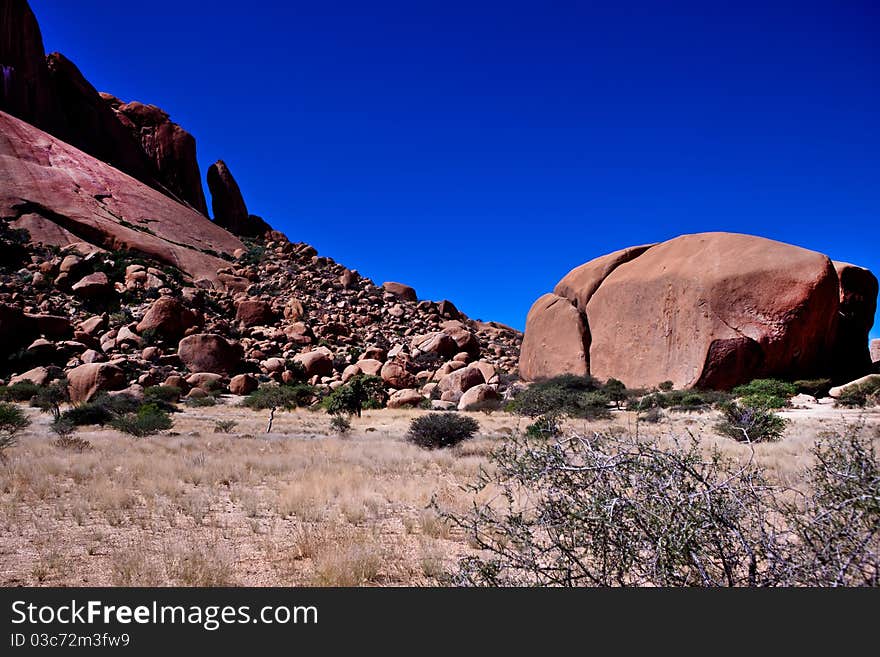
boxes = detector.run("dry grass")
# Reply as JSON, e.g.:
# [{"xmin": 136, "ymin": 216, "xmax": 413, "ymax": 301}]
[{"xmin": 0, "ymin": 401, "xmax": 877, "ymax": 586}]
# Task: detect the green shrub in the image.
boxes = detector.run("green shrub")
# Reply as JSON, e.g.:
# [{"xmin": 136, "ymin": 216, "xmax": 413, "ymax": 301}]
[
  {"xmin": 629, "ymin": 389, "xmax": 730, "ymax": 412},
  {"xmin": 658, "ymin": 380, "xmax": 674, "ymax": 392},
  {"xmin": 715, "ymin": 402, "xmax": 786, "ymax": 443},
  {"xmin": 110, "ymin": 403, "xmax": 173, "ymax": 437},
  {"xmin": 407, "ymin": 413, "xmax": 480, "ymax": 449},
  {"xmin": 510, "ymin": 375, "xmax": 608, "ymax": 419},
  {"xmin": 0, "ymin": 401, "xmax": 30, "ymax": 456},
  {"xmin": 733, "ymin": 378, "xmax": 797, "ymax": 400},
  {"xmin": 50, "ymin": 417, "xmax": 76, "ymax": 440},
  {"xmin": 144, "ymin": 385, "xmax": 182, "ymax": 403},
  {"xmin": 738, "ymin": 393, "xmax": 789, "ymax": 410},
  {"xmin": 322, "ymin": 375, "xmax": 386, "ymax": 417},
  {"xmin": 60, "ymin": 393, "xmax": 141, "ymax": 427},
  {"xmin": 213, "ymin": 420, "xmax": 237, "ymax": 434},
  {"xmin": 794, "ymin": 379, "xmax": 833, "ymax": 398},
  {"xmin": 0, "ymin": 382, "xmax": 41, "ymax": 402}
]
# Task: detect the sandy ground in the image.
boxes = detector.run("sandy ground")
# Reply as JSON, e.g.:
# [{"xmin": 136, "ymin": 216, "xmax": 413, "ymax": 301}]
[{"xmin": 1, "ymin": 400, "xmax": 877, "ymax": 586}]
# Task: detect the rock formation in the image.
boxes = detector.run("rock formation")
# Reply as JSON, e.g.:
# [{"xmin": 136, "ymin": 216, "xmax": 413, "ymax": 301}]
[
  {"xmin": 1, "ymin": 0, "xmax": 208, "ymax": 214},
  {"xmin": 102, "ymin": 97, "xmax": 208, "ymax": 215},
  {"xmin": 0, "ymin": 110, "xmax": 242, "ymax": 283},
  {"xmin": 205, "ymin": 159, "xmax": 273, "ymax": 237},
  {"xmin": 522, "ymin": 233, "xmax": 877, "ymax": 389}
]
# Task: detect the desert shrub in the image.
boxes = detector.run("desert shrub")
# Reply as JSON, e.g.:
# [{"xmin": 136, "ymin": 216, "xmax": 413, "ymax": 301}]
[
  {"xmin": 53, "ymin": 434, "xmax": 92, "ymax": 452},
  {"xmin": 835, "ymin": 379, "xmax": 880, "ymax": 408},
  {"xmin": 794, "ymin": 378, "xmax": 833, "ymax": 398},
  {"xmin": 733, "ymin": 378, "xmax": 797, "ymax": 400},
  {"xmin": 110, "ymin": 403, "xmax": 173, "ymax": 437},
  {"xmin": 50, "ymin": 417, "xmax": 76, "ymax": 440},
  {"xmin": 407, "ymin": 413, "xmax": 479, "ymax": 449},
  {"xmin": 658, "ymin": 380, "xmax": 674, "ymax": 392},
  {"xmin": 60, "ymin": 393, "xmax": 141, "ymax": 427},
  {"xmin": 446, "ymin": 428, "xmax": 878, "ymax": 587},
  {"xmin": 738, "ymin": 393, "xmax": 789, "ymax": 410},
  {"xmin": 716, "ymin": 402, "xmax": 786, "ymax": 443},
  {"xmin": 0, "ymin": 381, "xmax": 41, "ymax": 402},
  {"xmin": 144, "ymin": 385, "xmax": 182, "ymax": 403},
  {"xmin": 330, "ymin": 414, "xmax": 352, "ymax": 435},
  {"xmin": 629, "ymin": 389, "xmax": 730, "ymax": 412},
  {"xmin": 525, "ymin": 413, "xmax": 562, "ymax": 439},
  {"xmin": 322, "ymin": 375, "xmax": 386, "ymax": 418},
  {"xmin": 186, "ymin": 396, "xmax": 217, "ymax": 408},
  {"xmin": 511, "ymin": 375, "xmax": 610, "ymax": 419},
  {"xmin": 213, "ymin": 420, "xmax": 237, "ymax": 434},
  {"xmin": 0, "ymin": 402, "xmax": 30, "ymax": 457},
  {"xmin": 782, "ymin": 433, "xmax": 879, "ymax": 586}
]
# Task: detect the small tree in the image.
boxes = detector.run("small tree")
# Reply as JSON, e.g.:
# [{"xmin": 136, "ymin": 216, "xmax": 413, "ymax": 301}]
[
  {"xmin": 407, "ymin": 413, "xmax": 479, "ymax": 449},
  {"xmin": 31, "ymin": 379, "xmax": 69, "ymax": 422},
  {"xmin": 603, "ymin": 378, "xmax": 628, "ymax": 409},
  {"xmin": 0, "ymin": 402, "xmax": 30, "ymax": 459},
  {"xmin": 243, "ymin": 384, "xmax": 314, "ymax": 433},
  {"xmin": 323, "ymin": 375, "xmax": 386, "ymax": 418}
]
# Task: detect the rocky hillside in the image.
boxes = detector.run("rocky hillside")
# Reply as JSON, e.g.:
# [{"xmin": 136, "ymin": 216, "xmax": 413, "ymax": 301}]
[
  {"xmin": 521, "ymin": 232, "xmax": 878, "ymax": 389},
  {"xmin": 0, "ymin": 228, "xmax": 521, "ymax": 408}
]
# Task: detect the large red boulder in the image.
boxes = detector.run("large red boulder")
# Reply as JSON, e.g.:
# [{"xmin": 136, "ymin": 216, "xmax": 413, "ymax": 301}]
[
  {"xmin": 522, "ymin": 233, "xmax": 876, "ymax": 389},
  {"xmin": 382, "ymin": 282, "xmax": 417, "ymax": 302},
  {"xmin": 177, "ymin": 334, "xmax": 242, "ymax": 375}
]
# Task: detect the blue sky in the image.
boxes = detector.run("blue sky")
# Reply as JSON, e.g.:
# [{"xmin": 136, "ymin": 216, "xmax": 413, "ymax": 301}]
[{"xmin": 31, "ymin": 0, "xmax": 879, "ymax": 336}]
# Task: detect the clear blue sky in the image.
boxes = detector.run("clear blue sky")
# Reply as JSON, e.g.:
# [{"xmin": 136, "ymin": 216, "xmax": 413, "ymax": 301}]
[{"xmin": 31, "ymin": 0, "xmax": 879, "ymax": 336}]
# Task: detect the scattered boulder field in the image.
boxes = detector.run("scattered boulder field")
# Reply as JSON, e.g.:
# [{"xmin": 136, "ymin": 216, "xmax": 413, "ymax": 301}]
[{"xmin": 1, "ymin": 0, "xmax": 877, "ymax": 405}]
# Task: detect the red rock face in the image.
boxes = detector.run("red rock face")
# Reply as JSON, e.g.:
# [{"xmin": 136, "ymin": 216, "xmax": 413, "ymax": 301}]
[
  {"xmin": 106, "ymin": 99, "xmax": 208, "ymax": 215},
  {"xmin": 0, "ymin": 110, "xmax": 243, "ymax": 283},
  {"xmin": 1, "ymin": 1, "xmax": 211, "ymax": 215},
  {"xmin": 523, "ymin": 233, "xmax": 876, "ymax": 389},
  {"xmin": 207, "ymin": 160, "xmax": 248, "ymax": 234}
]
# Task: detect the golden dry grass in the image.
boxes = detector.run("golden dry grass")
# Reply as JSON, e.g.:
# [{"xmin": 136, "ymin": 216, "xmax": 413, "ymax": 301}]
[{"xmin": 0, "ymin": 401, "xmax": 877, "ymax": 586}]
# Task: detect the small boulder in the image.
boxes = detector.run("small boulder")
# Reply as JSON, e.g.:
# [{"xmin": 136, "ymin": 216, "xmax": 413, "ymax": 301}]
[
  {"xmin": 67, "ymin": 362, "xmax": 126, "ymax": 403},
  {"xmin": 71, "ymin": 272, "xmax": 111, "ymax": 298},
  {"xmin": 458, "ymin": 384, "xmax": 501, "ymax": 411},
  {"xmin": 387, "ymin": 389, "xmax": 425, "ymax": 409},
  {"xmin": 382, "ymin": 281, "xmax": 417, "ymax": 302},
  {"xmin": 229, "ymin": 373, "xmax": 258, "ymax": 396},
  {"xmin": 236, "ymin": 299, "xmax": 275, "ymax": 328},
  {"xmin": 9, "ymin": 366, "xmax": 52, "ymax": 387}
]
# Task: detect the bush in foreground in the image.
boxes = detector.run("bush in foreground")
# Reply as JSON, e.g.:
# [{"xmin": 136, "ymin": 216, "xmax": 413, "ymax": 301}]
[
  {"xmin": 446, "ymin": 428, "xmax": 878, "ymax": 586},
  {"xmin": 407, "ymin": 413, "xmax": 479, "ymax": 449},
  {"xmin": 0, "ymin": 382, "xmax": 41, "ymax": 402}
]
